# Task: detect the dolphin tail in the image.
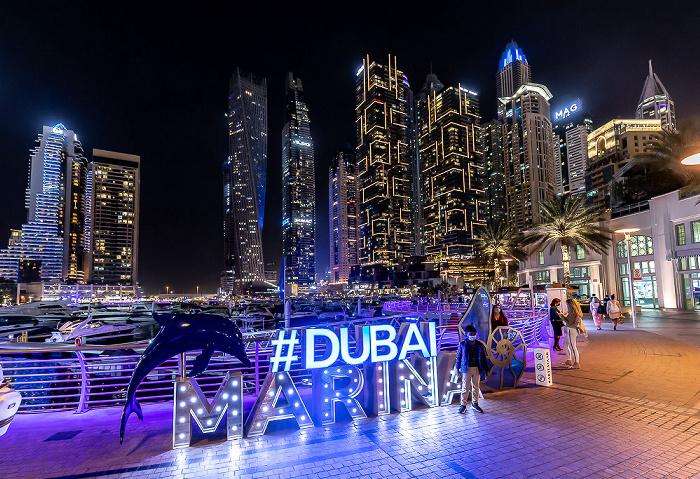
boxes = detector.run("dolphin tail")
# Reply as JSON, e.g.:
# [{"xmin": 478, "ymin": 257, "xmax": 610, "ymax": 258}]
[{"xmin": 119, "ymin": 397, "xmax": 143, "ymax": 444}]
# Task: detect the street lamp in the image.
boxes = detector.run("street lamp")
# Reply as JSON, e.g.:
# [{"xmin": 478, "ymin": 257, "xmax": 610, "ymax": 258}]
[
  {"xmin": 501, "ymin": 258, "xmax": 513, "ymax": 287},
  {"xmin": 614, "ymin": 228, "xmax": 640, "ymax": 328},
  {"xmin": 680, "ymin": 152, "xmax": 700, "ymax": 166},
  {"xmin": 165, "ymin": 286, "xmax": 169, "ymax": 295},
  {"xmin": 196, "ymin": 286, "xmax": 199, "ymax": 295}
]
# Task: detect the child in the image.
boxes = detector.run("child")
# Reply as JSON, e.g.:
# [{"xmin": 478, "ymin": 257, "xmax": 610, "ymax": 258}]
[{"xmin": 454, "ymin": 325, "xmax": 489, "ymax": 413}]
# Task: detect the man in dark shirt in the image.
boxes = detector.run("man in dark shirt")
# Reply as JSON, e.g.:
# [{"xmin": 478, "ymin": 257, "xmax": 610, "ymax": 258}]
[{"xmin": 454, "ymin": 325, "xmax": 489, "ymax": 413}]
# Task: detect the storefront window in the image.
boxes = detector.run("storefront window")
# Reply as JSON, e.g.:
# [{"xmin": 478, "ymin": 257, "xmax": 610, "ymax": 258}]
[
  {"xmin": 692, "ymin": 221, "xmax": 700, "ymax": 243},
  {"xmin": 676, "ymin": 224, "xmax": 686, "ymax": 246},
  {"xmin": 617, "ymin": 235, "xmax": 653, "ymax": 258}
]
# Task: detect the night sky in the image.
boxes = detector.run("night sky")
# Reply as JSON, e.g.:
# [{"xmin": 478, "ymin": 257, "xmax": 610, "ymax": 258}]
[{"xmin": 1, "ymin": 2, "xmax": 699, "ymax": 294}]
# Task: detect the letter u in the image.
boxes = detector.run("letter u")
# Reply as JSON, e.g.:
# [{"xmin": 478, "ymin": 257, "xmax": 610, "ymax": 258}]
[{"xmin": 340, "ymin": 326, "xmax": 370, "ymax": 365}]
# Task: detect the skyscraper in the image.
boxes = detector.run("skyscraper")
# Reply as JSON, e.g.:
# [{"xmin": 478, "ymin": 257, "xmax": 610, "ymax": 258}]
[
  {"xmin": 223, "ymin": 68, "xmax": 267, "ymax": 293},
  {"xmin": 635, "ymin": 60, "xmax": 676, "ymax": 131},
  {"xmin": 0, "ymin": 124, "xmax": 89, "ymax": 282},
  {"xmin": 497, "ymin": 42, "xmax": 556, "ymax": 230},
  {"xmin": 585, "ymin": 119, "xmax": 663, "ymax": 215},
  {"xmin": 482, "ymin": 120, "xmax": 506, "ymax": 223},
  {"xmin": 282, "ymin": 72, "xmax": 316, "ymax": 289},
  {"xmin": 416, "ymin": 73, "xmax": 486, "ymax": 262},
  {"xmin": 356, "ymin": 54, "xmax": 415, "ymax": 266},
  {"xmin": 496, "ymin": 40, "xmax": 531, "ymax": 101},
  {"xmin": 89, "ymin": 149, "xmax": 140, "ymax": 285},
  {"xmin": 329, "ymin": 144, "xmax": 359, "ymax": 284},
  {"xmin": 551, "ymin": 99, "xmax": 592, "ymax": 196}
]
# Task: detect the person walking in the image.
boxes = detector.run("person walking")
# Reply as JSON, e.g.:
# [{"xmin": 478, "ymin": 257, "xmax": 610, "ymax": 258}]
[
  {"xmin": 563, "ymin": 298, "xmax": 587, "ymax": 369},
  {"xmin": 606, "ymin": 294, "xmax": 622, "ymax": 330},
  {"xmin": 549, "ymin": 298, "xmax": 566, "ymax": 352},
  {"xmin": 454, "ymin": 325, "xmax": 489, "ymax": 413},
  {"xmin": 590, "ymin": 294, "xmax": 602, "ymax": 330}
]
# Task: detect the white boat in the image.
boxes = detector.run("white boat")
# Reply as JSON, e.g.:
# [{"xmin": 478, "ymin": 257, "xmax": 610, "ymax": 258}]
[
  {"xmin": 45, "ymin": 316, "xmax": 136, "ymax": 344},
  {"xmin": 0, "ymin": 366, "xmax": 22, "ymax": 436}
]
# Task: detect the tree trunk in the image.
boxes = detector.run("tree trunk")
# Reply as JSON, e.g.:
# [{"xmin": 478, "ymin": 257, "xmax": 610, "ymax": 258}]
[
  {"xmin": 561, "ymin": 241, "xmax": 571, "ymax": 289},
  {"xmin": 493, "ymin": 258, "xmax": 502, "ymax": 290}
]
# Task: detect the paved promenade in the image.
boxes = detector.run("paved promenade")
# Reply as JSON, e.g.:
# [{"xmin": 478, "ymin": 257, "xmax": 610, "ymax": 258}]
[{"xmin": 1, "ymin": 309, "xmax": 700, "ymax": 478}]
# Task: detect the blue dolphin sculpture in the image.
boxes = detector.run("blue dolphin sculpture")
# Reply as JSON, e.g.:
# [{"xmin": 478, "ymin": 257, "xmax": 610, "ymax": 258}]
[{"xmin": 119, "ymin": 313, "xmax": 251, "ymax": 443}]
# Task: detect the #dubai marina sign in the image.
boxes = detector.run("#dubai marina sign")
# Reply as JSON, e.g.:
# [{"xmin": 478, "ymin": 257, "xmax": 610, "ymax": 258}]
[{"xmin": 172, "ymin": 321, "xmax": 464, "ymax": 448}]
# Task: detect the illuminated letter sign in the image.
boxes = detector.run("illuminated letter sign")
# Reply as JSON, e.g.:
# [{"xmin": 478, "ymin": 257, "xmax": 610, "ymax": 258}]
[
  {"xmin": 312, "ymin": 366, "xmax": 367, "ymax": 425},
  {"xmin": 245, "ymin": 371, "xmax": 313, "ymax": 437},
  {"xmin": 172, "ymin": 371, "xmax": 243, "ymax": 448},
  {"xmin": 304, "ymin": 328, "xmax": 340, "ymax": 369}
]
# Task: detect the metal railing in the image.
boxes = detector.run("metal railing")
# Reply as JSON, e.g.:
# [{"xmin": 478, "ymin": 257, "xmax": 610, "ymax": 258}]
[{"xmin": 0, "ymin": 308, "xmax": 549, "ymax": 415}]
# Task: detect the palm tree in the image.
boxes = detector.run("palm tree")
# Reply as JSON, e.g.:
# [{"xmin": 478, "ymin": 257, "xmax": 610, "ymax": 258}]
[
  {"xmin": 524, "ymin": 194, "xmax": 611, "ymax": 288},
  {"xmin": 635, "ymin": 117, "xmax": 700, "ymax": 199},
  {"xmin": 474, "ymin": 222, "xmax": 527, "ymax": 290}
]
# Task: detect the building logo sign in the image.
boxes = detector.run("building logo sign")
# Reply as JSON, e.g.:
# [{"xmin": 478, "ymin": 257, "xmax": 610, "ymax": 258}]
[{"xmin": 553, "ymin": 99, "xmax": 581, "ymax": 122}]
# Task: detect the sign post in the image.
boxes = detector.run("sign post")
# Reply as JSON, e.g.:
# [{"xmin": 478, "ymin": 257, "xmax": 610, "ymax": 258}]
[{"xmin": 534, "ymin": 348, "xmax": 552, "ymax": 387}]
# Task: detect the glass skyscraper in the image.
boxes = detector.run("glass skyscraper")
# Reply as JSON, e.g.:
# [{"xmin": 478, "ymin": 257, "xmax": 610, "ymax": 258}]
[
  {"xmin": 355, "ymin": 54, "xmax": 415, "ymax": 266},
  {"xmin": 89, "ymin": 149, "xmax": 140, "ymax": 285},
  {"xmin": 497, "ymin": 42, "xmax": 556, "ymax": 230},
  {"xmin": 635, "ymin": 60, "xmax": 676, "ymax": 131},
  {"xmin": 223, "ymin": 68, "xmax": 267, "ymax": 293},
  {"xmin": 329, "ymin": 144, "xmax": 359, "ymax": 284},
  {"xmin": 416, "ymin": 73, "xmax": 486, "ymax": 261},
  {"xmin": 0, "ymin": 124, "xmax": 89, "ymax": 282},
  {"xmin": 282, "ymin": 72, "xmax": 316, "ymax": 289}
]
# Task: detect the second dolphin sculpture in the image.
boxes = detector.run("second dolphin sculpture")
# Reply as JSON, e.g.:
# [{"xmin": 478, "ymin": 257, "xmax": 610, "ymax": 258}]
[{"xmin": 120, "ymin": 313, "xmax": 251, "ymax": 443}]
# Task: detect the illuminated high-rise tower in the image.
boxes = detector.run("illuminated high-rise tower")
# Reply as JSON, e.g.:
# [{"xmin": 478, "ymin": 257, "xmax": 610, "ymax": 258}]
[
  {"xmin": 329, "ymin": 144, "xmax": 359, "ymax": 283},
  {"xmin": 0, "ymin": 124, "xmax": 89, "ymax": 282},
  {"xmin": 89, "ymin": 149, "xmax": 140, "ymax": 285},
  {"xmin": 356, "ymin": 54, "xmax": 415, "ymax": 266},
  {"xmin": 416, "ymin": 73, "xmax": 486, "ymax": 261},
  {"xmin": 223, "ymin": 68, "xmax": 267, "ymax": 293},
  {"xmin": 636, "ymin": 60, "xmax": 676, "ymax": 131},
  {"xmin": 497, "ymin": 42, "xmax": 556, "ymax": 230},
  {"xmin": 496, "ymin": 40, "xmax": 531, "ymax": 101},
  {"xmin": 482, "ymin": 120, "xmax": 506, "ymax": 223},
  {"xmin": 282, "ymin": 72, "xmax": 315, "ymax": 289}
]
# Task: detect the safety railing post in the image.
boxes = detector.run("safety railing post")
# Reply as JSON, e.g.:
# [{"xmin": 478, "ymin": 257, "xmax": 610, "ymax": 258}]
[
  {"xmin": 254, "ymin": 341, "xmax": 260, "ymax": 396},
  {"xmin": 75, "ymin": 351, "xmax": 89, "ymax": 414}
]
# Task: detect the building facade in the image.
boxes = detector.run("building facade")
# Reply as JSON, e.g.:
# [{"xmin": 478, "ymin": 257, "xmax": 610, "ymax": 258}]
[
  {"xmin": 551, "ymin": 99, "xmax": 592, "ymax": 196},
  {"xmin": 635, "ymin": 60, "xmax": 676, "ymax": 131},
  {"xmin": 496, "ymin": 42, "xmax": 555, "ymax": 230},
  {"xmin": 585, "ymin": 119, "xmax": 663, "ymax": 216},
  {"xmin": 482, "ymin": 119, "xmax": 506, "ymax": 222},
  {"xmin": 282, "ymin": 73, "xmax": 316, "ymax": 289},
  {"xmin": 0, "ymin": 124, "xmax": 89, "ymax": 283},
  {"xmin": 496, "ymin": 41, "xmax": 531, "ymax": 100},
  {"xmin": 519, "ymin": 189, "xmax": 700, "ymax": 311},
  {"xmin": 415, "ymin": 73, "xmax": 486, "ymax": 262},
  {"xmin": 223, "ymin": 68, "xmax": 267, "ymax": 292},
  {"xmin": 499, "ymin": 83, "xmax": 556, "ymax": 230},
  {"xmin": 89, "ymin": 149, "xmax": 140, "ymax": 285},
  {"xmin": 355, "ymin": 54, "xmax": 415, "ymax": 266},
  {"xmin": 329, "ymin": 144, "xmax": 359, "ymax": 284}
]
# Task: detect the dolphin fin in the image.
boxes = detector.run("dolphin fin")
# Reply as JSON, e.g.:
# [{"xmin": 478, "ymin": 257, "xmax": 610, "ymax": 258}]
[
  {"xmin": 119, "ymin": 397, "xmax": 143, "ymax": 444},
  {"xmin": 153, "ymin": 313, "xmax": 175, "ymax": 327},
  {"xmin": 189, "ymin": 345, "xmax": 215, "ymax": 377}
]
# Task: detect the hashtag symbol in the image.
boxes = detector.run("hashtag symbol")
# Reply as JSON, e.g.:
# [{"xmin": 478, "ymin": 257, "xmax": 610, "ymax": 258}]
[{"xmin": 270, "ymin": 330, "xmax": 299, "ymax": 372}]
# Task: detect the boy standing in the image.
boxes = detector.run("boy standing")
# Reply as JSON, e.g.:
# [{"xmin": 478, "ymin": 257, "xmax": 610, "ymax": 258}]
[{"xmin": 455, "ymin": 325, "xmax": 489, "ymax": 413}]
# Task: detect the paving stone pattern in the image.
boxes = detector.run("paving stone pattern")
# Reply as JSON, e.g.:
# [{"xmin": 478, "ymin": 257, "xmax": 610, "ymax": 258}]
[{"xmin": 1, "ymin": 310, "xmax": 700, "ymax": 478}]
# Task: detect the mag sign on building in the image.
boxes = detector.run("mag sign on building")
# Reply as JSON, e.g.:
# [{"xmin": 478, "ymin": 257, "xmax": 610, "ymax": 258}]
[{"xmin": 553, "ymin": 99, "xmax": 582, "ymax": 125}]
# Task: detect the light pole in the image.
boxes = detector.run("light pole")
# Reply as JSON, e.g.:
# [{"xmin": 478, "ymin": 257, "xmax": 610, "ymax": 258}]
[
  {"xmin": 614, "ymin": 228, "xmax": 640, "ymax": 328},
  {"xmin": 165, "ymin": 286, "xmax": 169, "ymax": 295},
  {"xmin": 681, "ymin": 152, "xmax": 700, "ymax": 166},
  {"xmin": 196, "ymin": 286, "xmax": 199, "ymax": 295},
  {"xmin": 501, "ymin": 258, "xmax": 513, "ymax": 287}
]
